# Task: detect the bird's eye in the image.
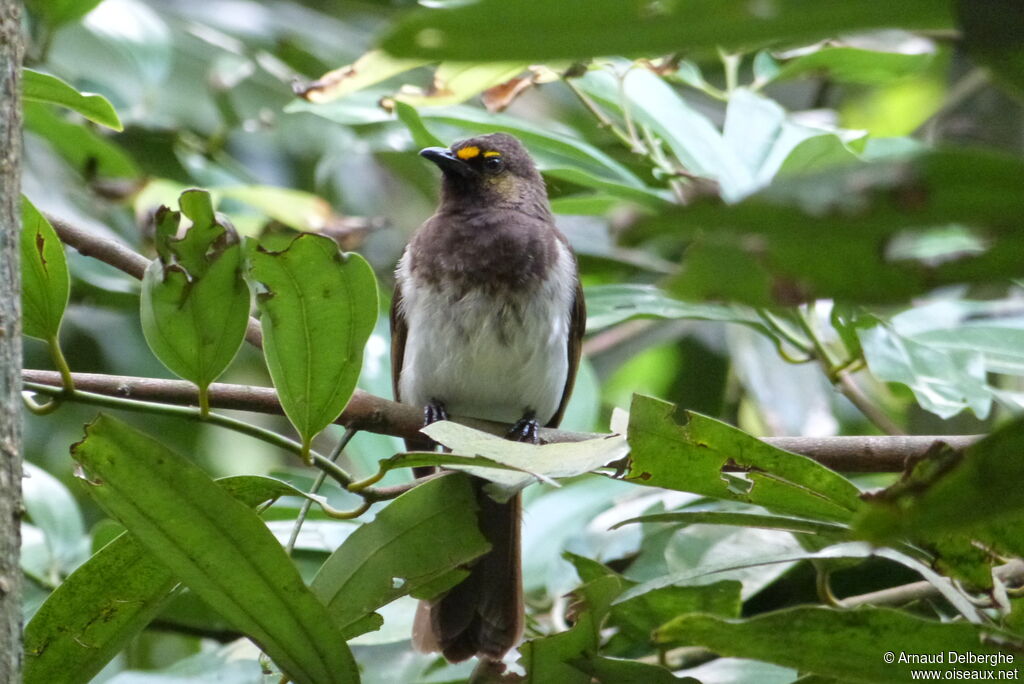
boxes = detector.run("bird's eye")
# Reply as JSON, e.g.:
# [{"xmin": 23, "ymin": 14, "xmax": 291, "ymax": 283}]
[{"xmin": 483, "ymin": 156, "xmax": 505, "ymax": 173}]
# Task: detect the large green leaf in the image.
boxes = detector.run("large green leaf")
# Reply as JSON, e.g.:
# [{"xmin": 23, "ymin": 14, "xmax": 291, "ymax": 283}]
[
  {"xmin": 24, "ymin": 533, "xmax": 175, "ymax": 684},
  {"xmin": 20, "ymin": 196, "xmax": 70, "ymax": 342},
  {"xmin": 626, "ymin": 395, "xmax": 862, "ymax": 521},
  {"xmin": 774, "ymin": 47, "xmax": 936, "ymax": 85},
  {"xmin": 584, "ymin": 284, "xmax": 768, "ymax": 334},
  {"xmin": 656, "ymin": 607, "xmax": 1018, "ymax": 683},
  {"xmin": 859, "ymin": 298, "xmax": 1024, "ymax": 420},
  {"xmin": 140, "ymin": 190, "xmax": 251, "ymax": 413},
  {"xmin": 633, "ymin": 150, "xmax": 1024, "ymax": 305},
  {"xmin": 24, "ymin": 476, "xmax": 302, "ymax": 684},
  {"xmin": 380, "ymin": 0, "xmax": 952, "ymax": 61},
  {"xmin": 310, "ymin": 474, "xmax": 489, "ymax": 638},
  {"xmin": 22, "ymin": 462, "xmax": 87, "ymax": 580},
  {"xmin": 22, "ymin": 68, "xmax": 122, "ymax": 131},
  {"xmin": 70, "ymin": 415, "xmax": 359, "ymax": 684},
  {"xmin": 396, "ymin": 62, "xmax": 530, "ymax": 107},
  {"xmin": 250, "ymin": 234, "xmax": 379, "ymax": 459}
]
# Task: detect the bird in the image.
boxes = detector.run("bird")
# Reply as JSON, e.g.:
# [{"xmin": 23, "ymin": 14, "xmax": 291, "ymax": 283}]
[{"xmin": 390, "ymin": 132, "xmax": 585, "ymax": 663}]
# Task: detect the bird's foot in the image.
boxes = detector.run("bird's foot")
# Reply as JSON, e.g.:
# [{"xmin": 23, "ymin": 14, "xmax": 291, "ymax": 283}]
[
  {"xmin": 507, "ymin": 411, "xmax": 539, "ymax": 445},
  {"xmin": 424, "ymin": 399, "xmax": 449, "ymax": 426}
]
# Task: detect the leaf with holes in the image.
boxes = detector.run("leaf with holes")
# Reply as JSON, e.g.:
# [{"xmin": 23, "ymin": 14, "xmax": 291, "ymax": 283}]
[
  {"xmin": 140, "ymin": 189, "xmax": 251, "ymax": 413},
  {"xmin": 250, "ymin": 234, "xmax": 378, "ymax": 458}
]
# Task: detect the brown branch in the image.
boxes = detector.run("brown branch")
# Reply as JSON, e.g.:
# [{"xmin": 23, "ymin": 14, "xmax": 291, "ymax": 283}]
[
  {"xmin": 22, "ymin": 370, "xmax": 984, "ymax": 472},
  {"xmin": 45, "ymin": 213, "xmax": 264, "ymax": 347}
]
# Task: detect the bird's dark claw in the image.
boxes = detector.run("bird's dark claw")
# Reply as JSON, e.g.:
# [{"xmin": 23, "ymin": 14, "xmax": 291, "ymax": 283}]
[
  {"xmin": 424, "ymin": 399, "xmax": 449, "ymax": 426},
  {"xmin": 507, "ymin": 411, "xmax": 540, "ymax": 445}
]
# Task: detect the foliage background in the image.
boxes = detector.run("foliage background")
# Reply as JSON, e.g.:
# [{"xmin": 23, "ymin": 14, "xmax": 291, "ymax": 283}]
[{"xmin": 16, "ymin": 0, "xmax": 1024, "ymax": 682}]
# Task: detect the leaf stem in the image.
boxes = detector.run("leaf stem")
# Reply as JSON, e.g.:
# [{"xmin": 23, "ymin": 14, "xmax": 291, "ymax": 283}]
[
  {"xmin": 562, "ymin": 76, "xmax": 640, "ymax": 151},
  {"xmin": 47, "ymin": 333, "xmax": 75, "ymax": 394},
  {"xmin": 720, "ymin": 49, "xmax": 741, "ymax": 95}
]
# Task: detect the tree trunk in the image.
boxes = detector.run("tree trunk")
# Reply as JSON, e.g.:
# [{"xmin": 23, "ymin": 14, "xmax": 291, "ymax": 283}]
[{"xmin": 0, "ymin": 0, "xmax": 23, "ymax": 680}]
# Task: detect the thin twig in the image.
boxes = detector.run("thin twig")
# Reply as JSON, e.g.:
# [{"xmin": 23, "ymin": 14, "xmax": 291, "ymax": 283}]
[{"xmin": 286, "ymin": 427, "xmax": 357, "ymax": 555}]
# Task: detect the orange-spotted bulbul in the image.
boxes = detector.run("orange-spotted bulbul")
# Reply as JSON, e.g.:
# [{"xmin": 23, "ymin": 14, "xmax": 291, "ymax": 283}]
[{"xmin": 391, "ymin": 133, "xmax": 585, "ymax": 662}]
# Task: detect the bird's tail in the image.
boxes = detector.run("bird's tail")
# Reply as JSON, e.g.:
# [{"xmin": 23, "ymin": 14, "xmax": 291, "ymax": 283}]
[{"xmin": 413, "ymin": 477, "xmax": 522, "ymax": 663}]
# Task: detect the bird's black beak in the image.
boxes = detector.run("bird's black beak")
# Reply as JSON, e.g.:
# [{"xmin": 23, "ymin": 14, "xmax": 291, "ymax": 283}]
[{"xmin": 420, "ymin": 147, "xmax": 476, "ymax": 178}]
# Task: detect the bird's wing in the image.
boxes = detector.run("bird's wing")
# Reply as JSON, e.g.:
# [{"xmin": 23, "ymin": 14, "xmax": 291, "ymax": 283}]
[
  {"xmin": 390, "ymin": 281, "xmax": 407, "ymax": 404},
  {"xmin": 546, "ymin": 275, "xmax": 585, "ymax": 429}
]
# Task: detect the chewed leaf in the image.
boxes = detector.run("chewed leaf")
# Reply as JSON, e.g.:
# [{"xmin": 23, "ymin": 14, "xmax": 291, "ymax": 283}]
[
  {"xmin": 140, "ymin": 189, "xmax": 250, "ymax": 406},
  {"xmin": 626, "ymin": 395, "xmax": 862, "ymax": 521}
]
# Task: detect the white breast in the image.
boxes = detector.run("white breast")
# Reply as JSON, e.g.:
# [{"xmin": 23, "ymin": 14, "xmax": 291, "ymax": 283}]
[{"xmin": 396, "ymin": 243, "xmax": 577, "ymax": 425}]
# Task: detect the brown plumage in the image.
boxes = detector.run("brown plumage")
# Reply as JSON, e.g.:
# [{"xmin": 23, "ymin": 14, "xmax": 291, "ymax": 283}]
[{"xmin": 390, "ymin": 133, "xmax": 584, "ymax": 662}]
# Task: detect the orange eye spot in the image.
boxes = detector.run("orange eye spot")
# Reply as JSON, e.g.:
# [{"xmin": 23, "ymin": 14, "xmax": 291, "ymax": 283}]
[
  {"xmin": 456, "ymin": 146, "xmax": 480, "ymax": 160},
  {"xmin": 483, "ymin": 151, "xmax": 501, "ymax": 158}
]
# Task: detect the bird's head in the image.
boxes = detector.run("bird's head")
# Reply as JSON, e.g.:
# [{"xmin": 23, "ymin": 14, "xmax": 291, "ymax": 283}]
[{"xmin": 420, "ymin": 133, "xmax": 546, "ymax": 209}]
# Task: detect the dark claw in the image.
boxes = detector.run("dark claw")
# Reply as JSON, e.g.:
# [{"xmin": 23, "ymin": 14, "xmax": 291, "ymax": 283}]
[
  {"xmin": 507, "ymin": 411, "xmax": 540, "ymax": 445},
  {"xmin": 424, "ymin": 399, "xmax": 449, "ymax": 426}
]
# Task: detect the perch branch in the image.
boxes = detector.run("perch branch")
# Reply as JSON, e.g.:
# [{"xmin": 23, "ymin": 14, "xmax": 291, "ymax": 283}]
[{"xmin": 23, "ymin": 370, "xmax": 984, "ymax": 472}]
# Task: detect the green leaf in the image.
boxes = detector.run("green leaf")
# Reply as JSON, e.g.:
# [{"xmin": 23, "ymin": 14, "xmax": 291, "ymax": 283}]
[
  {"xmin": 22, "ymin": 462, "xmax": 87, "ymax": 578},
  {"xmin": 24, "ymin": 533, "xmax": 176, "ymax": 684},
  {"xmin": 24, "ymin": 0, "xmax": 103, "ymax": 31},
  {"xmin": 577, "ymin": 69, "xmax": 748, "ymax": 198},
  {"xmin": 565, "ymin": 554, "xmax": 741, "ymax": 657},
  {"xmin": 859, "ymin": 299, "xmax": 1024, "ymax": 420},
  {"xmin": 310, "ymin": 474, "xmax": 489, "ymax": 638},
  {"xmin": 23, "ymin": 102, "xmax": 138, "ymax": 179},
  {"xmin": 396, "ymin": 62, "xmax": 529, "ymax": 107},
  {"xmin": 394, "ymin": 100, "xmax": 445, "ymax": 148},
  {"xmin": 571, "ymin": 657, "xmax": 700, "ymax": 684},
  {"xmin": 635, "ymin": 150, "xmax": 1024, "ymax": 305},
  {"xmin": 855, "ymin": 418, "xmax": 1024, "ymax": 547},
  {"xmin": 613, "ymin": 511, "xmax": 851, "ymax": 539},
  {"xmin": 22, "ymin": 68, "xmax": 122, "ymax": 131},
  {"xmin": 420, "ymin": 421, "xmax": 630, "ymax": 499},
  {"xmin": 777, "ymin": 133, "xmax": 862, "ymax": 177},
  {"xmin": 24, "ymin": 475, "xmax": 296, "ymax": 684},
  {"xmin": 775, "ymin": 47, "xmax": 936, "ymax": 85},
  {"xmin": 70, "ymin": 415, "xmax": 359, "ymax": 684},
  {"xmin": 415, "ymin": 105, "xmax": 650, "ymax": 188},
  {"xmin": 626, "ymin": 395, "xmax": 862, "ymax": 521},
  {"xmin": 380, "ymin": 0, "xmax": 953, "ymax": 61},
  {"xmin": 584, "ymin": 284, "xmax": 768, "ymax": 334},
  {"xmin": 956, "ymin": 0, "xmax": 1024, "ymax": 101},
  {"xmin": 250, "ymin": 234, "xmax": 379, "ymax": 458},
  {"xmin": 218, "ymin": 185, "xmax": 340, "ymax": 234},
  {"xmin": 299, "ymin": 50, "xmax": 429, "ymax": 103},
  {"xmin": 140, "ymin": 190, "xmax": 250, "ymax": 412},
  {"xmin": 519, "ymin": 575, "xmax": 623, "ymax": 684},
  {"xmin": 20, "ymin": 196, "xmax": 70, "ymax": 342},
  {"xmin": 655, "ymin": 607, "xmax": 1018, "ymax": 683}
]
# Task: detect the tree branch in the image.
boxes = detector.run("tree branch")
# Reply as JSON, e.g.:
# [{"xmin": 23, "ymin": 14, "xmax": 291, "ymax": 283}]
[{"xmin": 22, "ymin": 370, "xmax": 983, "ymax": 472}]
